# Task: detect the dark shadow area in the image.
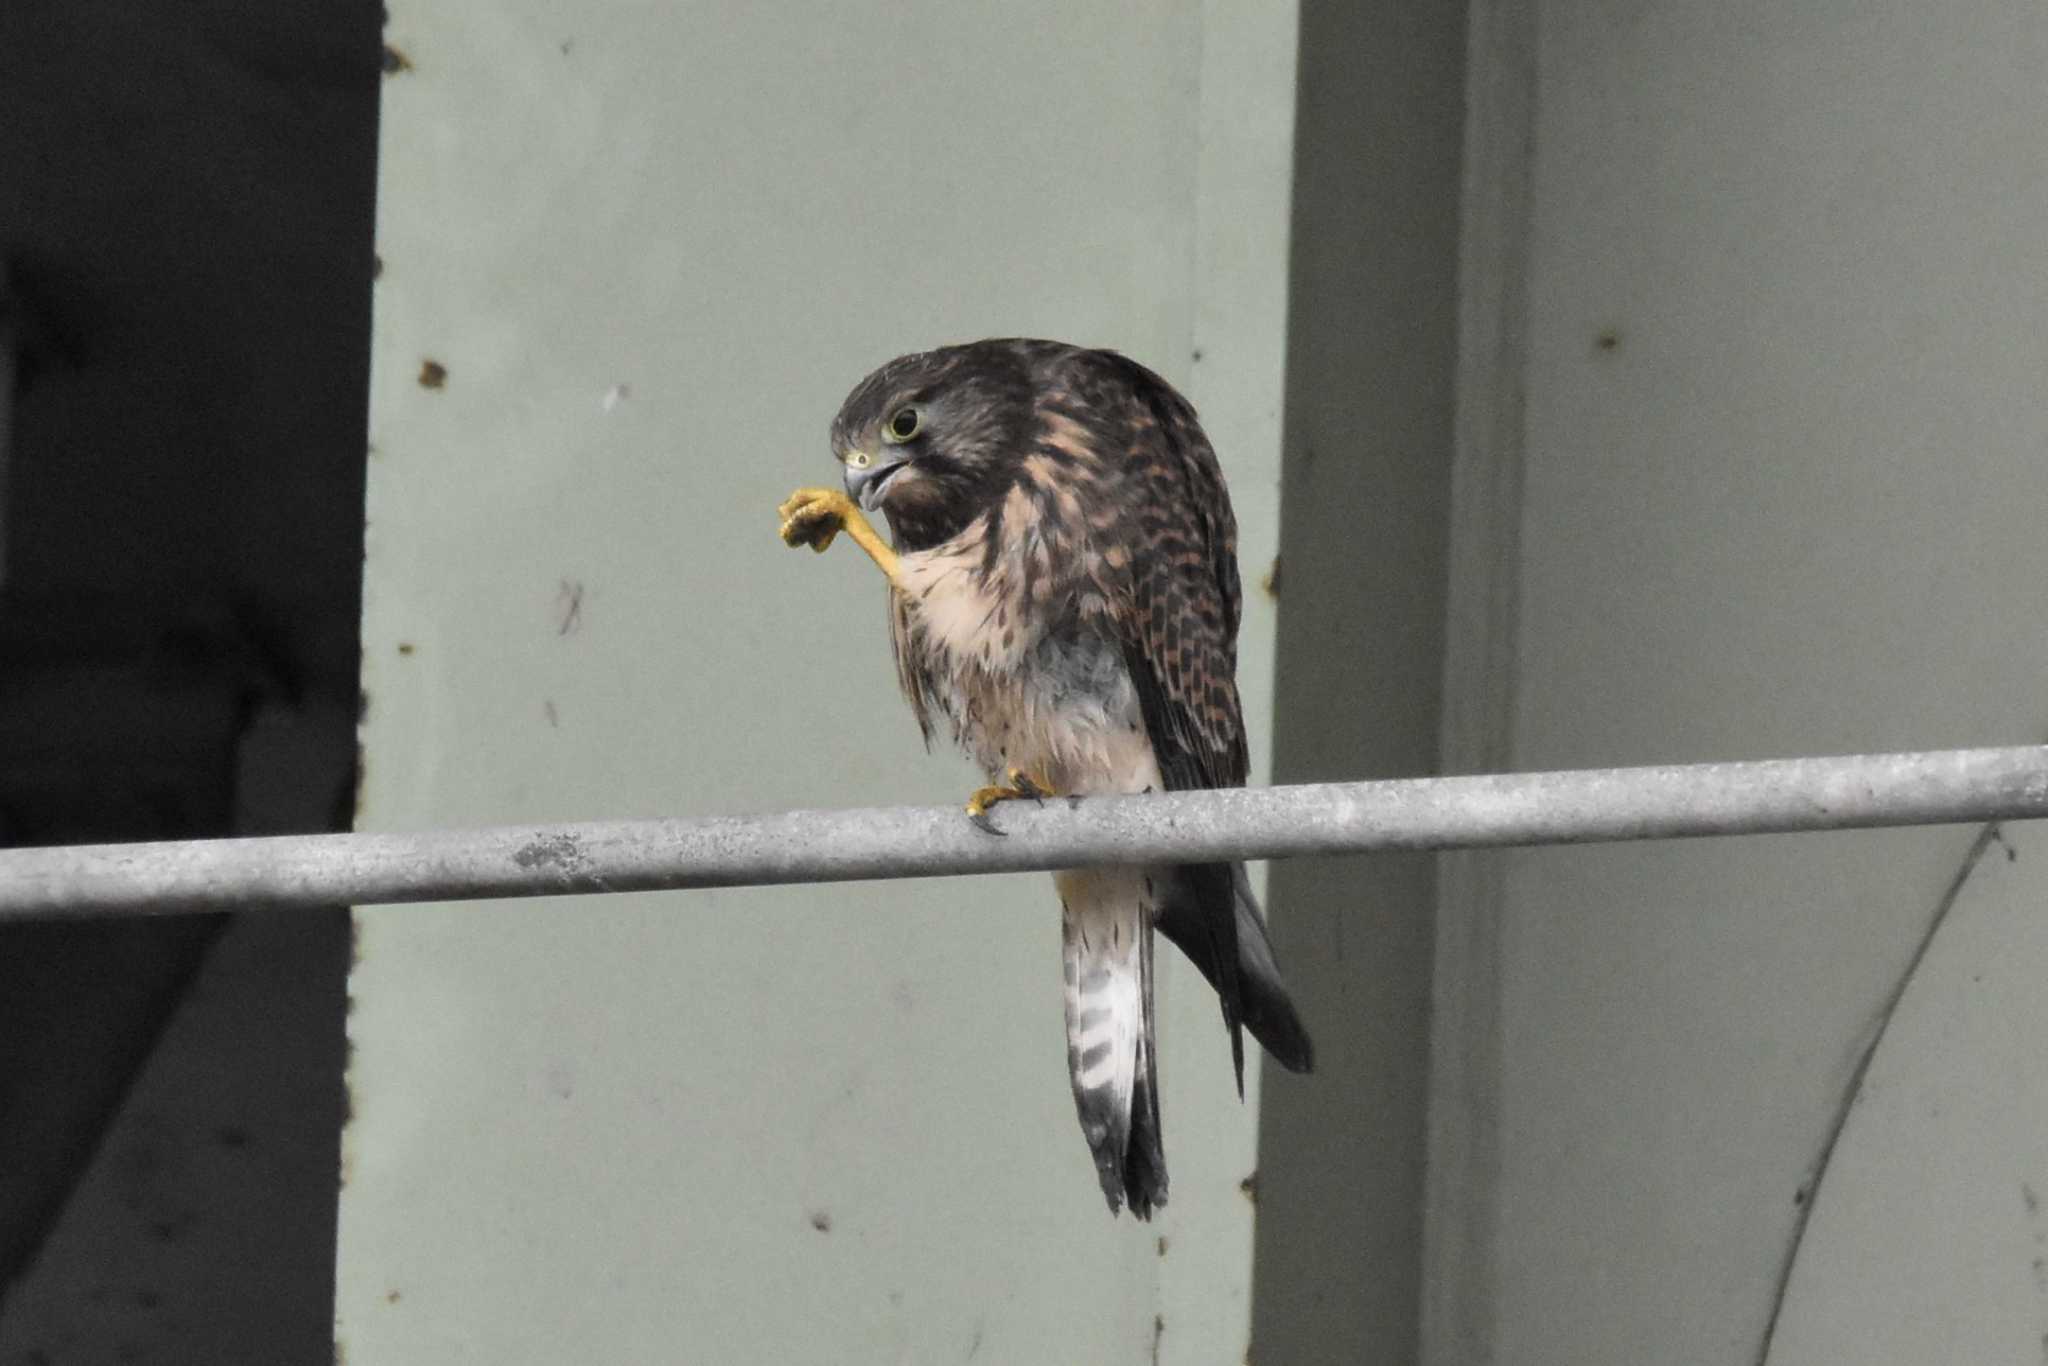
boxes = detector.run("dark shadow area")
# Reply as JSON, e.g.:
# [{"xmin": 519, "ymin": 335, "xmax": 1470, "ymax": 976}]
[
  {"xmin": 0, "ymin": 0, "xmax": 378, "ymax": 1358},
  {"xmin": 1252, "ymin": 2, "xmax": 1468, "ymax": 1362}
]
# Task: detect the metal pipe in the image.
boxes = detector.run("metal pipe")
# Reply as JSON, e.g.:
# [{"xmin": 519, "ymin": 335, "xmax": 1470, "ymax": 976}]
[{"xmin": 3, "ymin": 746, "xmax": 2044, "ymax": 920}]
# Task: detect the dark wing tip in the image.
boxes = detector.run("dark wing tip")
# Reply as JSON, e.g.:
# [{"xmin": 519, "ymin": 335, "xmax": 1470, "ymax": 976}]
[{"xmin": 1260, "ymin": 1006, "xmax": 1315, "ymax": 1075}]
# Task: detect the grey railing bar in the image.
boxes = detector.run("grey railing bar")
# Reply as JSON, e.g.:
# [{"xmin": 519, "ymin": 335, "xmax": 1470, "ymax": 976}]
[{"xmin": 3, "ymin": 746, "xmax": 2043, "ymax": 920}]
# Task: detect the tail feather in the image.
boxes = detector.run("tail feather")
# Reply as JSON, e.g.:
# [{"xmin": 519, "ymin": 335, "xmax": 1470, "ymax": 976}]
[{"xmin": 1057, "ymin": 868, "xmax": 1167, "ymax": 1219}]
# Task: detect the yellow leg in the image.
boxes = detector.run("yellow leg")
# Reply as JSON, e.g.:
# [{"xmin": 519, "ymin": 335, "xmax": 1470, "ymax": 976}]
[
  {"xmin": 777, "ymin": 487, "xmax": 901, "ymax": 586},
  {"xmin": 966, "ymin": 768, "xmax": 1054, "ymax": 835}
]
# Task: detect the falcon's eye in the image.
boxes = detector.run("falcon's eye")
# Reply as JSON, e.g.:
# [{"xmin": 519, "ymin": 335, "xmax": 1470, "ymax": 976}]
[{"xmin": 882, "ymin": 406, "xmax": 923, "ymax": 444}]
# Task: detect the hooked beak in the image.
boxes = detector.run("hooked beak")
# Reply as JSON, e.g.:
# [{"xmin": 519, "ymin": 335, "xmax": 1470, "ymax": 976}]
[{"xmin": 842, "ymin": 450, "xmax": 909, "ymax": 513}]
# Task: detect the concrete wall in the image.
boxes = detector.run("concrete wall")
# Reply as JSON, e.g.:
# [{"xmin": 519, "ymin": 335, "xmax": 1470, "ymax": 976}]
[
  {"xmin": 0, "ymin": 3, "xmax": 372, "ymax": 1357},
  {"xmin": 1253, "ymin": 2, "xmax": 1468, "ymax": 1363},
  {"xmin": 343, "ymin": 4, "xmax": 1304, "ymax": 1362},
  {"xmin": 1427, "ymin": 2, "xmax": 2048, "ymax": 1362}
]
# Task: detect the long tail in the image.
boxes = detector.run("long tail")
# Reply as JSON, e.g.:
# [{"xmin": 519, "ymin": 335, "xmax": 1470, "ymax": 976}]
[{"xmin": 1056, "ymin": 867, "xmax": 1166, "ymax": 1218}]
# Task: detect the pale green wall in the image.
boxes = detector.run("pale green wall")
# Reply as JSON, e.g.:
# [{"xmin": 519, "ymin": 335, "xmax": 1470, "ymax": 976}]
[
  {"xmin": 1428, "ymin": 2, "xmax": 2048, "ymax": 1362},
  {"xmin": 343, "ymin": 4, "xmax": 1303, "ymax": 1362},
  {"xmin": 1253, "ymin": 2, "xmax": 1468, "ymax": 1363}
]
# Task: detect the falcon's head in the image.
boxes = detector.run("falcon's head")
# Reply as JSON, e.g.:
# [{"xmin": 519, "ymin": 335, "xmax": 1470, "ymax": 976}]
[{"xmin": 829, "ymin": 341, "xmax": 1047, "ymax": 550}]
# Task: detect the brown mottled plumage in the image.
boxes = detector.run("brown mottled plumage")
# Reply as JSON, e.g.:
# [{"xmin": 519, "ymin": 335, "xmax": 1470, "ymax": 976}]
[{"xmin": 806, "ymin": 339, "xmax": 1312, "ymax": 1218}]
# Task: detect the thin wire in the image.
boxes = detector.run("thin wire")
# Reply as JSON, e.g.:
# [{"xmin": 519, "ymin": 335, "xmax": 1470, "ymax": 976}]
[{"xmin": 1750, "ymin": 819, "xmax": 2006, "ymax": 1364}]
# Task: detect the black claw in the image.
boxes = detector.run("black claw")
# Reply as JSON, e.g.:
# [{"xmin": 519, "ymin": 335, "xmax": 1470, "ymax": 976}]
[
  {"xmin": 969, "ymin": 809, "xmax": 1008, "ymax": 837},
  {"xmin": 1013, "ymin": 772, "xmax": 1049, "ymax": 802}
]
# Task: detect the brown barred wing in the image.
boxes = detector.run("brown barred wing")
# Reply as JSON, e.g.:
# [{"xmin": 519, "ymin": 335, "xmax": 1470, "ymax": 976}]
[
  {"xmin": 1085, "ymin": 351, "xmax": 1249, "ymax": 793},
  {"xmin": 1071, "ymin": 352, "xmax": 1270, "ymax": 1085}
]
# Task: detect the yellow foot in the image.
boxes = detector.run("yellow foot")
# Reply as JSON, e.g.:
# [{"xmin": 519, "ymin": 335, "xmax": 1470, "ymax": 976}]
[
  {"xmin": 966, "ymin": 768, "xmax": 1053, "ymax": 836},
  {"xmin": 778, "ymin": 486, "xmax": 856, "ymax": 553},
  {"xmin": 776, "ymin": 485, "xmax": 903, "ymax": 583}
]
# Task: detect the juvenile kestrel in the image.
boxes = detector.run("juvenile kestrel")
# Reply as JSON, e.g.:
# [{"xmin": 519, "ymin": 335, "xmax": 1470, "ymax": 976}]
[{"xmin": 777, "ymin": 339, "xmax": 1313, "ymax": 1218}]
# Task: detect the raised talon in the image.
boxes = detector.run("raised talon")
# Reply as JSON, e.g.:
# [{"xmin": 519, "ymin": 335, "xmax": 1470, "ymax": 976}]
[
  {"xmin": 778, "ymin": 486, "xmax": 852, "ymax": 552},
  {"xmin": 964, "ymin": 768, "xmax": 1054, "ymax": 835},
  {"xmin": 777, "ymin": 485, "xmax": 842, "ymax": 518},
  {"xmin": 775, "ymin": 483, "xmax": 904, "ymax": 585}
]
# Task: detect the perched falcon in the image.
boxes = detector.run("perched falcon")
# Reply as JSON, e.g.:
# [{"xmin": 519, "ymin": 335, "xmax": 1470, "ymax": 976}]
[{"xmin": 777, "ymin": 338, "xmax": 1313, "ymax": 1218}]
